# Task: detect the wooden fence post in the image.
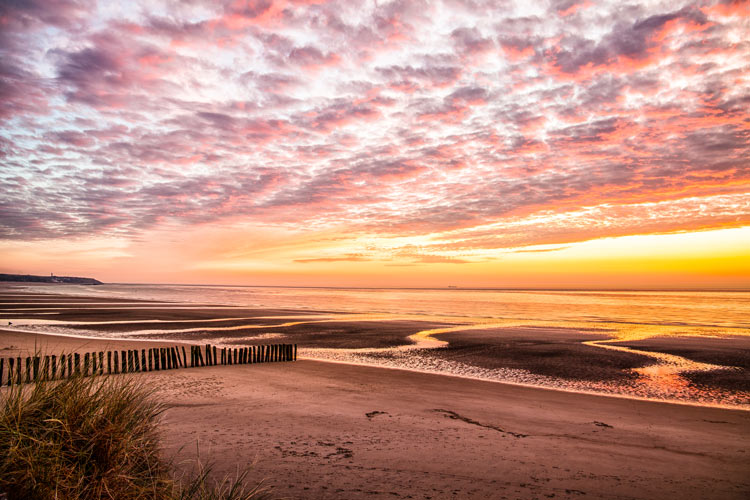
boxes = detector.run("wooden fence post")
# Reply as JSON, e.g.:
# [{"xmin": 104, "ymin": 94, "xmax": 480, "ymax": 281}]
[
  {"xmin": 7, "ymin": 358, "xmax": 14, "ymax": 386},
  {"xmin": 83, "ymin": 353, "xmax": 90, "ymax": 377},
  {"xmin": 294, "ymin": 344, "xmax": 297, "ymax": 361},
  {"xmin": 181, "ymin": 346, "xmax": 187, "ymax": 367},
  {"xmin": 51, "ymin": 355, "xmax": 57, "ymax": 379},
  {"xmin": 113, "ymin": 351, "xmax": 119, "ymax": 374}
]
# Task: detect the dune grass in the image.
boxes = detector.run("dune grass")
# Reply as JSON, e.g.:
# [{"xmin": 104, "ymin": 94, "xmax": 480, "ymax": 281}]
[{"xmin": 0, "ymin": 374, "xmax": 271, "ymax": 500}]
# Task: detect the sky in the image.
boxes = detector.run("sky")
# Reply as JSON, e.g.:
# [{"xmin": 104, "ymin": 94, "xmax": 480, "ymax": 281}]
[{"xmin": 0, "ymin": 0, "xmax": 748, "ymax": 288}]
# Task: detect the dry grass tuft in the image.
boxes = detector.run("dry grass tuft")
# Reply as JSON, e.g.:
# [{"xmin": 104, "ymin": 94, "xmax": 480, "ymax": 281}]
[{"xmin": 0, "ymin": 374, "xmax": 271, "ymax": 500}]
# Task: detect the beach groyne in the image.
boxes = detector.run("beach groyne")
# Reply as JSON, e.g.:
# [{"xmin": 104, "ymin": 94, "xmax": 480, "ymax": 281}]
[{"xmin": 0, "ymin": 343, "xmax": 297, "ymax": 386}]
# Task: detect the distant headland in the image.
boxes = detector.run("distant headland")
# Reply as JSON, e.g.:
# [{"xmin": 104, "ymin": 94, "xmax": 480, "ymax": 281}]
[{"xmin": 0, "ymin": 273, "xmax": 102, "ymax": 285}]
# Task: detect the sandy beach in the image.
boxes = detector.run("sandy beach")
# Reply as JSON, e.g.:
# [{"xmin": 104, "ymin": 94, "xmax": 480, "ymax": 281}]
[{"xmin": 1, "ymin": 328, "xmax": 749, "ymax": 499}]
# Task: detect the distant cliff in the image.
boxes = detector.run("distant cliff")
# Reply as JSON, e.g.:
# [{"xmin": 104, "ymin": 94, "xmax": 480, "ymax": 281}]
[{"xmin": 0, "ymin": 273, "xmax": 103, "ymax": 285}]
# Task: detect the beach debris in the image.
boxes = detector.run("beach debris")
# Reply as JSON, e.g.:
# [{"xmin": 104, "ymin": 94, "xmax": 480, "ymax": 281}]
[
  {"xmin": 433, "ymin": 409, "xmax": 528, "ymax": 438},
  {"xmin": 365, "ymin": 410, "xmax": 389, "ymax": 420}
]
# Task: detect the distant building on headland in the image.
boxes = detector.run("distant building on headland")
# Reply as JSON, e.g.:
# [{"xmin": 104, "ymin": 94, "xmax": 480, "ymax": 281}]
[{"xmin": 0, "ymin": 273, "xmax": 102, "ymax": 285}]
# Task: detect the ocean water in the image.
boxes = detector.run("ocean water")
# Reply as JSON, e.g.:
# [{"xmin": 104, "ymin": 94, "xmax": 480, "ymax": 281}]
[
  {"xmin": 24, "ymin": 283, "xmax": 750, "ymax": 329},
  {"xmin": 7, "ymin": 283, "xmax": 750, "ymax": 408}
]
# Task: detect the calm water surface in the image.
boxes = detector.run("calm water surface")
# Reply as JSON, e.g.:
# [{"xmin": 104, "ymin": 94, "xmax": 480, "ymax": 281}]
[{"xmin": 33, "ymin": 283, "xmax": 750, "ymax": 329}]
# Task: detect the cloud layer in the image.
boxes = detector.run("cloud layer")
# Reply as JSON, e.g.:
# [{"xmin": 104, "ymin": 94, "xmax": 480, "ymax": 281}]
[{"xmin": 1, "ymin": 0, "xmax": 748, "ymax": 264}]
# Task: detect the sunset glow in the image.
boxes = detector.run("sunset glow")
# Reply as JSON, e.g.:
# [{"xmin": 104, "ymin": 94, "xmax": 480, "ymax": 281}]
[{"xmin": 1, "ymin": 0, "xmax": 748, "ymax": 288}]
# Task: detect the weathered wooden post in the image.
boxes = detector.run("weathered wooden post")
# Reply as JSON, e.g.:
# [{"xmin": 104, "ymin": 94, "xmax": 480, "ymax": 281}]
[
  {"xmin": 91, "ymin": 352, "xmax": 97, "ymax": 375},
  {"xmin": 7, "ymin": 358, "xmax": 13, "ymax": 386},
  {"xmin": 140, "ymin": 350, "xmax": 145, "ymax": 371},
  {"xmin": 83, "ymin": 353, "xmax": 90, "ymax": 377},
  {"xmin": 106, "ymin": 351, "xmax": 111, "ymax": 374},
  {"xmin": 150, "ymin": 349, "xmax": 156, "ymax": 370},
  {"xmin": 294, "ymin": 344, "xmax": 297, "ymax": 361},
  {"xmin": 24, "ymin": 357, "xmax": 31, "ymax": 383},
  {"xmin": 51, "ymin": 354, "xmax": 57, "ymax": 379},
  {"xmin": 171, "ymin": 347, "xmax": 178, "ymax": 369},
  {"xmin": 59, "ymin": 354, "xmax": 66, "ymax": 379},
  {"xmin": 181, "ymin": 346, "xmax": 187, "ymax": 367},
  {"xmin": 113, "ymin": 351, "xmax": 119, "ymax": 374},
  {"xmin": 205, "ymin": 345, "xmax": 211, "ymax": 366},
  {"xmin": 120, "ymin": 350, "xmax": 127, "ymax": 373}
]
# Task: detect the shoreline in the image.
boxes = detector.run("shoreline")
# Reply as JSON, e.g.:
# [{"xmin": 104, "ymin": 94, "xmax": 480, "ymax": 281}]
[
  {"xmin": 0, "ymin": 328, "xmax": 746, "ymax": 411},
  {"xmin": 2, "ymin": 285, "xmax": 749, "ymax": 408}
]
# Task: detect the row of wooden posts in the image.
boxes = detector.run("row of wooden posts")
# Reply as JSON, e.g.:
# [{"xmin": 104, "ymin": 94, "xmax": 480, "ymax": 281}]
[{"xmin": 0, "ymin": 343, "xmax": 297, "ymax": 386}]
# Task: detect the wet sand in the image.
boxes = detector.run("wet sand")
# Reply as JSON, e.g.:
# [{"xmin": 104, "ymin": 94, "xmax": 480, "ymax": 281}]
[
  {"xmin": 409, "ymin": 327, "xmax": 652, "ymax": 381},
  {"xmin": 617, "ymin": 336, "xmax": 750, "ymax": 393},
  {"xmin": 1, "ymin": 330, "xmax": 749, "ymax": 499}
]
